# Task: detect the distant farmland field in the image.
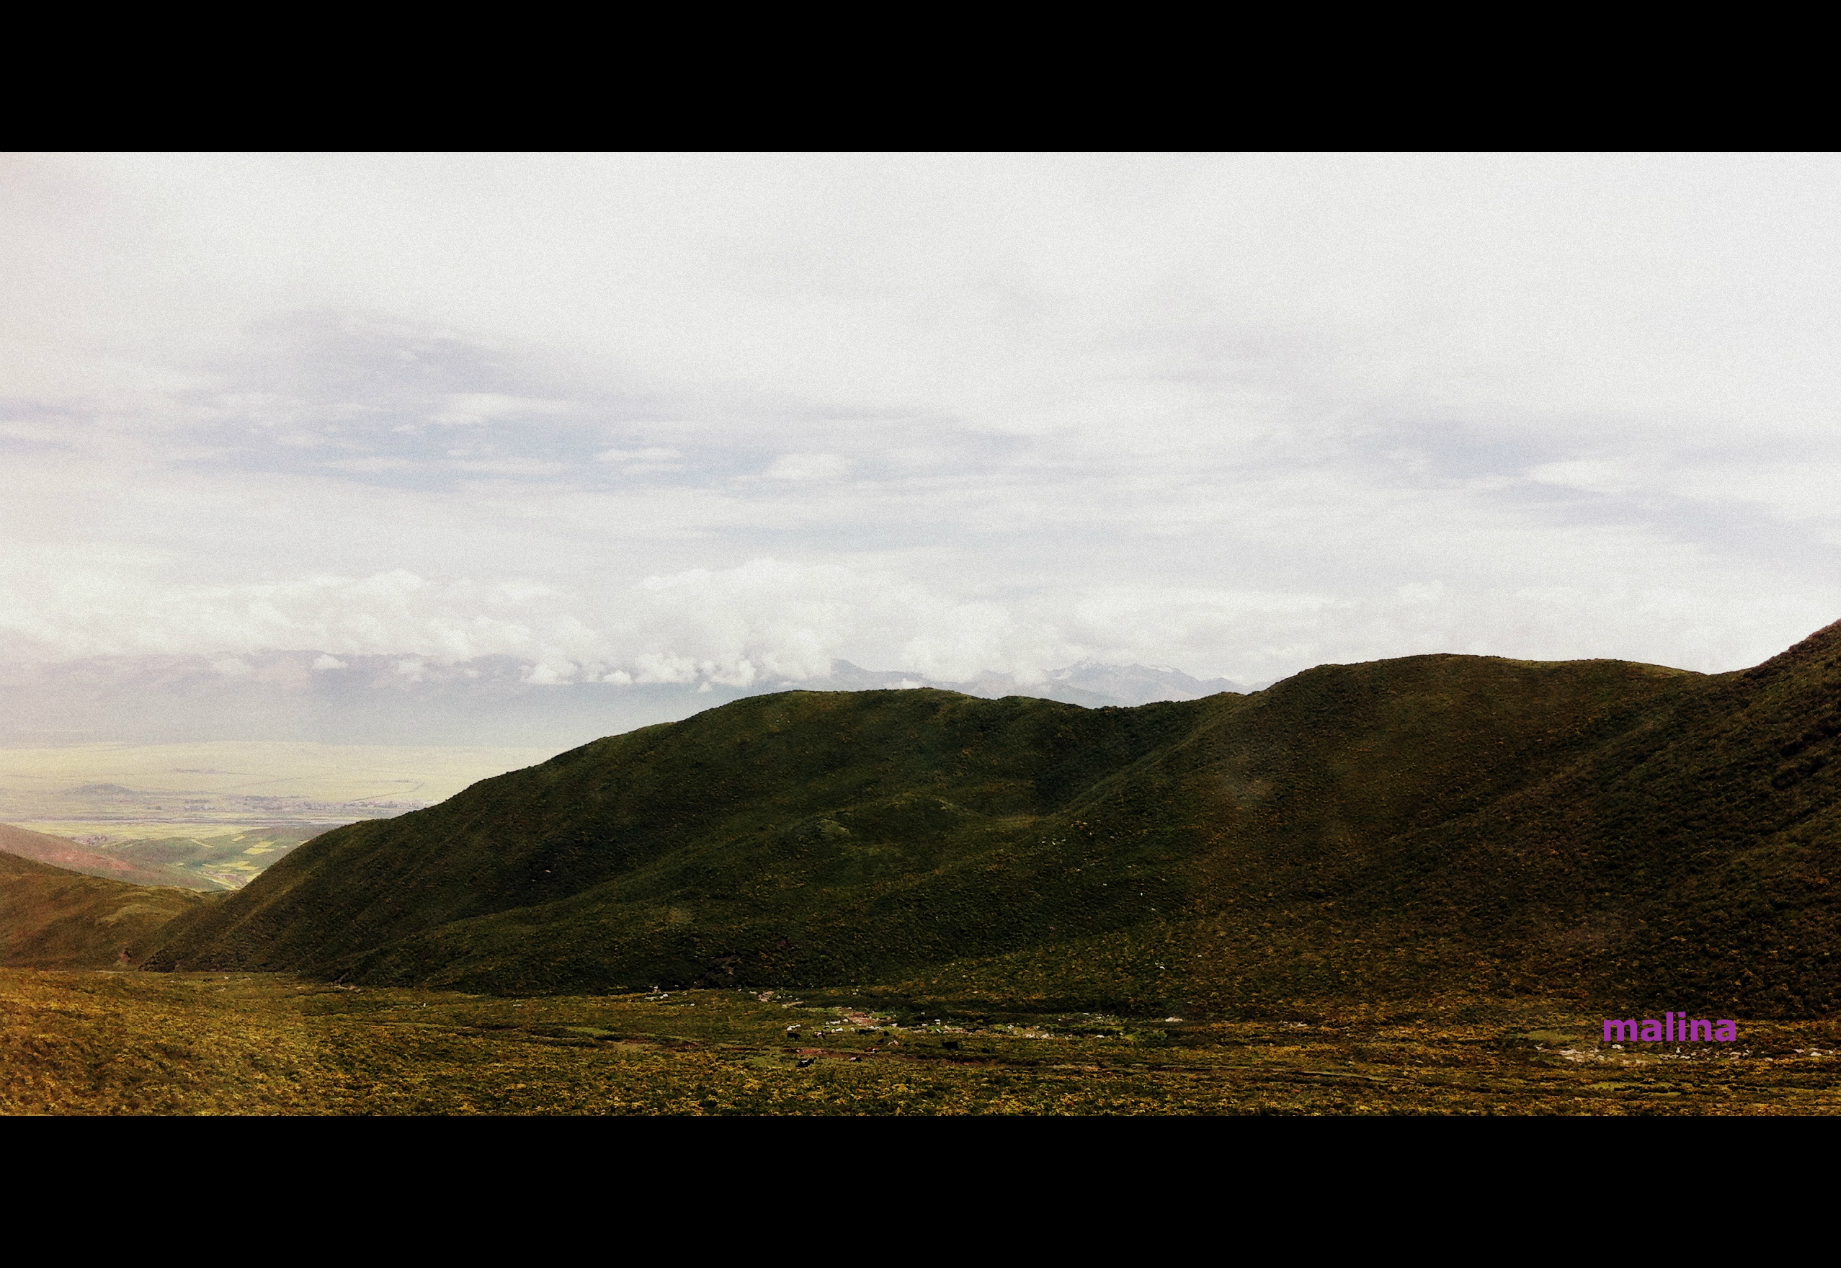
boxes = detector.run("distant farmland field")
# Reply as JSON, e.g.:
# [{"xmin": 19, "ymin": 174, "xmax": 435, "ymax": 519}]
[{"xmin": 0, "ymin": 741, "xmax": 560, "ymax": 889}]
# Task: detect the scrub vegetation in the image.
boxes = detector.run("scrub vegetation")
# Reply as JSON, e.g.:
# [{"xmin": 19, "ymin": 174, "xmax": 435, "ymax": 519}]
[{"xmin": 4, "ymin": 973, "xmax": 1835, "ymax": 1115}]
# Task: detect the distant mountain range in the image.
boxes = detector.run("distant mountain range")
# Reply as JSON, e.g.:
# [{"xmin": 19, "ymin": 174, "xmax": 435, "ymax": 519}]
[
  {"xmin": 0, "ymin": 653, "xmax": 1260, "ymax": 748},
  {"xmin": 794, "ymin": 660, "xmax": 1254, "ymax": 708}
]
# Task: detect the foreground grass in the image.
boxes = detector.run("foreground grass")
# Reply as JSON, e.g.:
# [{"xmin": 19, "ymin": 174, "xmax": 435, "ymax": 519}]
[{"xmin": 5, "ymin": 970, "xmax": 1840, "ymax": 1115}]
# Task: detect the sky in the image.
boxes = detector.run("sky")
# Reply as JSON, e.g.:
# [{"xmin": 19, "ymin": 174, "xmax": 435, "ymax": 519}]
[{"xmin": 2, "ymin": 152, "xmax": 1836, "ymax": 691}]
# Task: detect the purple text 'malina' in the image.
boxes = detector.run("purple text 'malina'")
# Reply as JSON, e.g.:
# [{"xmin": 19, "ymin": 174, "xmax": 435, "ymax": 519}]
[{"xmin": 1602, "ymin": 1013, "xmax": 1738, "ymax": 1043}]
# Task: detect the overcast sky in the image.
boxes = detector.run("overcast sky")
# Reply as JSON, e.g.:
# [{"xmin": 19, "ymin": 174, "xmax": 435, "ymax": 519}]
[{"xmin": 2, "ymin": 153, "xmax": 1836, "ymax": 688}]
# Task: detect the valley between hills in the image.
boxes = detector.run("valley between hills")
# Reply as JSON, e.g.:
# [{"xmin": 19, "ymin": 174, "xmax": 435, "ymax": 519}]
[{"xmin": 4, "ymin": 621, "xmax": 1840, "ymax": 1114}]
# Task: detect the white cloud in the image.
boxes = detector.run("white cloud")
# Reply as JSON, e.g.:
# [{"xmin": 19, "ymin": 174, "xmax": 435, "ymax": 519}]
[
  {"xmin": 595, "ymin": 446, "xmax": 681, "ymax": 463},
  {"xmin": 761, "ymin": 453, "xmax": 850, "ymax": 481},
  {"xmin": 1526, "ymin": 460, "xmax": 1642, "ymax": 496},
  {"xmin": 450, "ymin": 458, "xmax": 570, "ymax": 476},
  {"xmin": 594, "ymin": 446, "xmax": 685, "ymax": 475},
  {"xmin": 325, "ymin": 456, "xmax": 424, "ymax": 473},
  {"xmin": 428, "ymin": 393, "xmax": 569, "ymax": 426}
]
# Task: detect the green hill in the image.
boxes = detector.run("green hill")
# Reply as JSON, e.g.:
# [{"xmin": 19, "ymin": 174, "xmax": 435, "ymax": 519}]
[
  {"xmin": 146, "ymin": 620, "xmax": 1841, "ymax": 1018},
  {"xmin": 0, "ymin": 849, "xmax": 216, "ymax": 969}
]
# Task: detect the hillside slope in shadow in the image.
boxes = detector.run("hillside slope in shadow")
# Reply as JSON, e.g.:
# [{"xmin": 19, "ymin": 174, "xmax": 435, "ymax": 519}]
[{"xmin": 146, "ymin": 621, "xmax": 1841, "ymax": 1018}]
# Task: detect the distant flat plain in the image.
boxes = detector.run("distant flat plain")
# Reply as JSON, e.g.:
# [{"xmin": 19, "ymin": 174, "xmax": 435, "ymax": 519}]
[{"xmin": 0, "ymin": 742, "xmax": 561, "ymax": 889}]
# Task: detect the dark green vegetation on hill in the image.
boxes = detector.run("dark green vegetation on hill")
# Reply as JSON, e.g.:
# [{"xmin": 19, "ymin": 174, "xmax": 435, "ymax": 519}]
[
  {"xmin": 147, "ymin": 622, "xmax": 1841, "ymax": 1019},
  {"xmin": 0, "ymin": 850, "xmax": 214, "ymax": 969}
]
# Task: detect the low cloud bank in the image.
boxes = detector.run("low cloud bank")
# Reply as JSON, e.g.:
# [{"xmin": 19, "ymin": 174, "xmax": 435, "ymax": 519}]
[{"xmin": 1, "ymin": 558, "xmax": 1826, "ymax": 696}]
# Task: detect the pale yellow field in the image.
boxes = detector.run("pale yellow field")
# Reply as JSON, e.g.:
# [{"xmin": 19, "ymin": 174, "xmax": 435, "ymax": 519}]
[
  {"xmin": 0, "ymin": 742, "xmax": 568, "ymax": 889},
  {"xmin": 0, "ymin": 736, "xmax": 563, "ymax": 847},
  {"xmin": 0, "ymin": 741, "xmax": 563, "ymax": 827}
]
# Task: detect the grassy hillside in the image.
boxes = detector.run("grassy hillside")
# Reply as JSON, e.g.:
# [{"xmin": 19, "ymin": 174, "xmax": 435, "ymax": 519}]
[
  {"xmin": 0, "ymin": 849, "xmax": 216, "ymax": 969},
  {"xmin": 147, "ymin": 622, "xmax": 1841, "ymax": 1018}
]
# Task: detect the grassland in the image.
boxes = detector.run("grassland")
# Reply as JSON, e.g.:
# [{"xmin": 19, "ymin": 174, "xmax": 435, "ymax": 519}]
[{"xmin": 5, "ymin": 970, "xmax": 1836, "ymax": 1115}]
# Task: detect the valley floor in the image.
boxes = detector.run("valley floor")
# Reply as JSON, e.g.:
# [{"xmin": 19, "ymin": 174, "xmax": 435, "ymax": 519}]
[{"xmin": 3, "ymin": 969, "xmax": 1837, "ymax": 1115}]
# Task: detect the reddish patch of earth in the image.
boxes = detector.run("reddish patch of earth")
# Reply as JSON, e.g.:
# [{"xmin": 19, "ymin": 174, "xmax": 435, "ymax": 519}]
[{"xmin": 0, "ymin": 822, "xmax": 170, "ymax": 885}]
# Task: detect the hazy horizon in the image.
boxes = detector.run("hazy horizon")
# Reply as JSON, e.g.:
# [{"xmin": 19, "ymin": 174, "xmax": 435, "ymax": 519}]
[{"xmin": 0, "ymin": 647, "xmax": 1257, "ymax": 748}]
